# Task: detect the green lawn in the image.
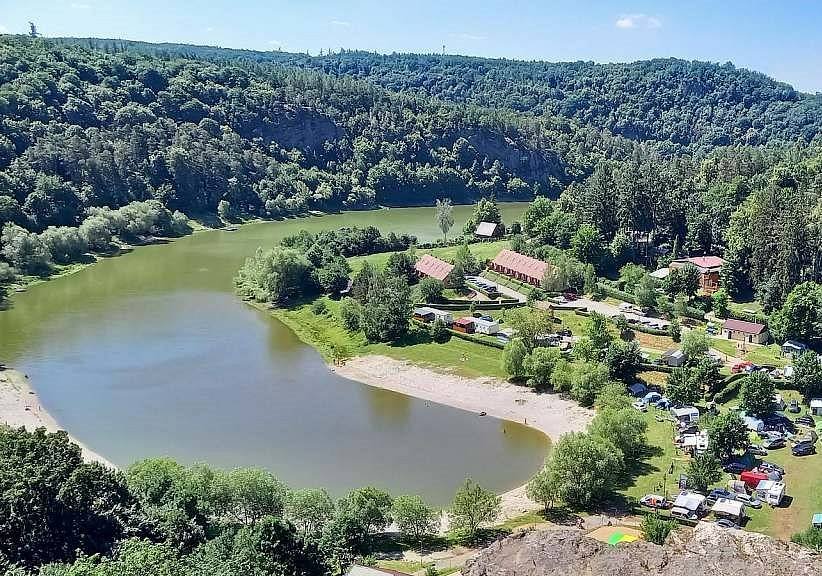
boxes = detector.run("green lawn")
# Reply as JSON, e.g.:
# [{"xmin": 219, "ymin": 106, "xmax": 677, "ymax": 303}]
[{"xmin": 348, "ymin": 240, "xmax": 510, "ymax": 273}]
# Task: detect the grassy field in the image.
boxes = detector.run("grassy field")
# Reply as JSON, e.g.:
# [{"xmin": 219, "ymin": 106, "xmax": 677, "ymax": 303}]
[{"xmin": 348, "ymin": 240, "xmax": 510, "ymax": 273}]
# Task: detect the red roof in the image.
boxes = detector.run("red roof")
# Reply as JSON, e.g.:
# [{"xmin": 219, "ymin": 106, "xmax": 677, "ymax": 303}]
[
  {"xmin": 675, "ymin": 256, "xmax": 726, "ymax": 271},
  {"xmin": 455, "ymin": 317, "xmax": 475, "ymax": 326},
  {"xmin": 415, "ymin": 254, "xmax": 454, "ymax": 281},
  {"xmin": 491, "ymin": 249, "xmax": 550, "ymax": 281},
  {"xmin": 723, "ymin": 318, "xmax": 767, "ymax": 335}
]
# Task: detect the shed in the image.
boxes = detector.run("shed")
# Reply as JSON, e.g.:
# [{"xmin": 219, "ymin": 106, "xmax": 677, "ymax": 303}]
[
  {"xmin": 474, "ymin": 221, "xmax": 501, "ymax": 238},
  {"xmin": 472, "ymin": 317, "xmax": 500, "ymax": 335},
  {"xmin": 661, "ymin": 348, "xmax": 687, "ymax": 367},
  {"xmin": 628, "ymin": 382, "xmax": 647, "ymax": 397},
  {"xmin": 712, "ymin": 498, "xmax": 745, "ymax": 523},
  {"xmin": 721, "ymin": 318, "xmax": 769, "ymax": 345},
  {"xmin": 755, "ymin": 480, "xmax": 786, "ymax": 506},
  {"xmin": 453, "ymin": 317, "xmax": 475, "ymax": 334},
  {"xmin": 743, "ymin": 416, "xmax": 764, "ymax": 433},
  {"xmin": 415, "ymin": 254, "xmax": 454, "ymax": 283},
  {"xmin": 670, "ymin": 406, "xmax": 699, "ymax": 423},
  {"xmin": 782, "ymin": 340, "xmax": 808, "ymax": 357},
  {"xmin": 811, "ymin": 398, "xmax": 822, "ymax": 417}
]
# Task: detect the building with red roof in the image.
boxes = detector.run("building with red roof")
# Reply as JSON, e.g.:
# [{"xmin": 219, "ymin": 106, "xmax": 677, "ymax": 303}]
[
  {"xmin": 489, "ymin": 249, "xmax": 549, "ymax": 286},
  {"xmin": 670, "ymin": 256, "xmax": 727, "ymax": 294},
  {"xmin": 721, "ymin": 318, "xmax": 769, "ymax": 345},
  {"xmin": 414, "ymin": 254, "xmax": 454, "ymax": 282}
]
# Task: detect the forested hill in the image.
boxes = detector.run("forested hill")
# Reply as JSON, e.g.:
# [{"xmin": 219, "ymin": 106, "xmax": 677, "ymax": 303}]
[{"xmin": 53, "ymin": 38, "xmax": 822, "ymax": 149}]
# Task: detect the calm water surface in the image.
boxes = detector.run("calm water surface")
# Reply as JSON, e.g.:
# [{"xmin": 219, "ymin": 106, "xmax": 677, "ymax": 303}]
[{"xmin": 0, "ymin": 204, "xmax": 548, "ymax": 504}]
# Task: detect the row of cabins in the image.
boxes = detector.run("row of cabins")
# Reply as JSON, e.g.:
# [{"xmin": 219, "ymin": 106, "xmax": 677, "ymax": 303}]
[{"xmin": 415, "ymin": 248, "xmax": 552, "ymax": 288}]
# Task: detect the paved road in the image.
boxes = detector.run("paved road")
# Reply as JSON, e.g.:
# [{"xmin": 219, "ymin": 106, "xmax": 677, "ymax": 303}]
[{"xmin": 558, "ymin": 297, "xmax": 671, "ymax": 328}]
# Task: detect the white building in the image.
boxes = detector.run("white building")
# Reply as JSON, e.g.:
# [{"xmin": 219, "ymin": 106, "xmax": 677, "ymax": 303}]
[
  {"xmin": 755, "ymin": 480, "xmax": 786, "ymax": 506},
  {"xmin": 811, "ymin": 398, "xmax": 822, "ymax": 417},
  {"xmin": 414, "ymin": 306, "xmax": 453, "ymax": 324},
  {"xmin": 671, "ymin": 406, "xmax": 700, "ymax": 424},
  {"xmin": 472, "ymin": 317, "xmax": 500, "ymax": 335}
]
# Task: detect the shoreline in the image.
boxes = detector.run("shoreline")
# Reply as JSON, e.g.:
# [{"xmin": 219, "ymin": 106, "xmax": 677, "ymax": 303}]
[
  {"xmin": 333, "ymin": 354, "xmax": 595, "ymax": 521},
  {"xmin": 0, "ymin": 368, "xmax": 113, "ymax": 467}
]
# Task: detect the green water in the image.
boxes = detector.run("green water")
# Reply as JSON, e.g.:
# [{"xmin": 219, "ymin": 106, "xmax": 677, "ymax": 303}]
[{"xmin": 0, "ymin": 203, "xmax": 548, "ymax": 504}]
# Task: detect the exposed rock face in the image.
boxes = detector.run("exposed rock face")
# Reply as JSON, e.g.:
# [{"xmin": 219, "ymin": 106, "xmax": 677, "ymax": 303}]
[{"xmin": 463, "ymin": 524, "xmax": 822, "ymax": 576}]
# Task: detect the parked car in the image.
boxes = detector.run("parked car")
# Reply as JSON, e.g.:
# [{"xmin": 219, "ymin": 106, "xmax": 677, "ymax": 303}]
[
  {"xmin": 795, "ymin": 415, "xmax": 816, "ymax": 428},
  {"xmin": 632, "ymin": 400, "xmax": 648, "ymax": 412},
  {"xmin": 792, "ymin": 442, "xmax": 816, "ymax": 456},
  {"xmin": 757, "ymin": 461, "xmax": 785, "ymax": 476},
  {"xmin": 747, "ymin": 444, "xmax": 768, "ymax": 457},
  {"xmin": 762, "ymin": 437, "xmax": 786, "ymax": 450},
  {"xmin": 558, "ymin": 328, "xmax": 572, "ymax": 337},
  {"xmin": 706, "ymin": 488, "xmax": 735, "ymax": 505},
  {"xmin": 735, "ymin": 493, "xmax": 763, "ymax": 509},
  {"xmin": 787, "ymin": 400, "xmax": 801, "ymax": 413},
  {"xmin": 723, "ymin": 463, "xmax": 746, "ymax": 475},
  {"xmin": 715, "ymin": 519, "xmax": 739, "ymax": 529},
  {"xmin": 640, "ymin": 494, "xmax": 669, "ymax": 509}
]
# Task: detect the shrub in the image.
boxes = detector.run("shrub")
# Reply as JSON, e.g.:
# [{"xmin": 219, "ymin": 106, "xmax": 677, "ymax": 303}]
[
  {"xmin": 430, "ymin": 319, "xmax": 450, "ymax": 343},
  {"xmin": 641, "ymin": 514, "xmax": 676, "ymax": 545},
  {"xmin": 311, "ymin": 299, "xmax": 328, "ymax": 315}
]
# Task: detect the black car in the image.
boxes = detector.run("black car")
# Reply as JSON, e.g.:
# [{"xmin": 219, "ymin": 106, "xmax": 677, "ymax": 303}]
[
  {"xmin": 706, "ymin": 488, "xmax": 735, "ymax": 505},
  {"xmin": 723, "ymin": 462, "xmax": 746, "ymax": 474},
  {"xmin": 762, "ymin": 437, "xmax": 786, "ymax": 450},
  {"xmin": 787, "ymin": 400, "xmax": 801, "ymax": 413},
  {"xmin": 792, "ymin": 442, "xmax": 816, "ymax": 456},
  {"xmin": 795, "ymin": 416, "xmax": 816, "ymax": 427}
]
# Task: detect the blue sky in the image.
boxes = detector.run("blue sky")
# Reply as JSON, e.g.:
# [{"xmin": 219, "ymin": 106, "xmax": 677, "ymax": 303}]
[{"xmin": 2, "ymin": 0, "xmax": 821, "ymax": 92}]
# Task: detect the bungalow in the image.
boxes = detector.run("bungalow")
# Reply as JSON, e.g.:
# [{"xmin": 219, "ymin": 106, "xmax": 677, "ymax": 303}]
[
  {"xmin": 669, "ymin": 256, "xmax": 726, "ymax": 294},
  {"xmin": 755, "ymin": 480, "xmax": 786, "ymax": 506},
  {"xmin": 474, "ymin": 221, "xmax": 502, "ymax": 239},
  {"xmin": 414, "ymin": 254, "xmax": 454, "ymax": 283},
  {"xmin": 413, "ymin": 306, "xmax": 452, "ymax": 324},
  {"xmin": 452, "ymin": 317, "xmax": 475, "ymax": 334},
  {"xmin": 661, "ymin": 348, "xmax": 687, "ymax": 367},
  {"xmin": 671, "ymin": 491, "xmax": 706, "ymax": 520},
  {"xmin": 810, "ymin": 398, "xmax": 822, "ymax": 417},
  {"xmin": 472, "ymin": 317, "xmax": 500, "ymax": 335},
  {"xmin": 489, "ymin": 249, "xmax": 550, "ymax": 286},
  {"xmin": 721, "ymin": 318, "xmax": 769, "ymax": 345},
  {"xmin": 782, "ymin": 340, "xmax": 808, "ymax": 358},
  {"xmin": 712, "ymin": 498, "xmax": 745, "ymax": 523}
]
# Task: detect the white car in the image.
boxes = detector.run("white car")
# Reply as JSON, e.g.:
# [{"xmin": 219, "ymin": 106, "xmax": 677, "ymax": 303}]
[{"xmin": 632, "ymin": 400, "xmax": 648, "ymax": 412}]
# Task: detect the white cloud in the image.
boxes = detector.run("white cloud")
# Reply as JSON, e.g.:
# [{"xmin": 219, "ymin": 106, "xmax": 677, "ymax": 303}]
[
  {"xmin": 204, "ymin": 26, "xmax": 214, "ymax": 33},
  {"xmin": 450, "ymin": 32, "xmax": 487, "ymax": 41},
  {"xmin": 70, "ymin": 2, "xmax": 91, "ymax": 9},
  {"xmin": 615, "ymin": 13, "xmax": 662, "ymax": 29},
  {"xmin": 330, "ymin": 19, "xmax": 351, "ymax": 27}
]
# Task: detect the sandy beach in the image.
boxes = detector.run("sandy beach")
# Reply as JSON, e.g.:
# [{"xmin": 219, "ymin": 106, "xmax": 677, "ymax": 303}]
[
  {"xmin": 0, "ymin": 367, "xmax": 112, "ymax": 466},
  {"xmin": 334, "ymin": 355, "xmax": 595, "ymax": 521}
]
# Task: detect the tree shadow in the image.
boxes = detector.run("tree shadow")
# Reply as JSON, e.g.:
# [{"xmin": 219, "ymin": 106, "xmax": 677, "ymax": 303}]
[{"xmin": 368, "ymin": 532, "xmax": 449, "ymax": 557}]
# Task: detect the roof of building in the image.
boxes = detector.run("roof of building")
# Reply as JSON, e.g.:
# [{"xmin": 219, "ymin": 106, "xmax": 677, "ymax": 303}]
[
  {"xmin": 673, "ymin": 491, "xmax": 706, "ymax": 511},
  {"xmin": 454, "ymin": 317, "xmax": 475, "ymax": 326},
  {"xmin": 649, "ymin": 267, "xmax": 670, "ymax": 279},
  {"xmin": 810, "ymin": 399, "xmax": 822, "ymax": 408},
  {"xmin": 673, "ymin": 256, "xmax": 726, "ymax": 271},
  {"xmin": 491, "ymin": 249, "xmax": 550, "ymax": 280},
  {"xmin": 671, "ymin": 406, "xmax": 699, "ymax": 416},
  {"xmin": 415, "ymin": 254, "xmax": 454, "ymax": 282},
  {"xmin": 783, "ymin": 339, "xmax": 808, "ymax": 350},
  {"xmin": 722, "ymin": 318, "xmax": 767, "ymax": 335},
  {"xmin": 662, "ymin": 348, "xmax": 685, "ymax": 359},
  {"xmin": 712, "ymin": 498, "xmax": 745, "ymax": 516},
  {"xmin": 472, "ymin": 317, "xmax": 499, "ymax": 327},
  {"xmin": 475, "ymin": 221, "xmax": 499, "ymax": 237},
  {"xmin": 413, "ymin": 307, "xmax": 434, "ymax": 316}
]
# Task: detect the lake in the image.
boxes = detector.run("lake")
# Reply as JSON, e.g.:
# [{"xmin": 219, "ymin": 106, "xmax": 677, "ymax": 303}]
[{"xmin": 0, "ymin": 203, "xmax": 549, "ymax": 504}]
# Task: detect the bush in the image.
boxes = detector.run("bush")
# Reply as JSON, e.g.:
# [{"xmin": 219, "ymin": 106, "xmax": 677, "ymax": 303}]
[
  {"xmin": 311, "ymin": 299, "xmax": 328, "ymax": 315},
  {"xmin": 791, "ymin": 527, "xmax": 822, "ymax": 553},
  {"xmin": 641, "ymin": 514, "xmax": 676, "ymax": 545},
  {"xmin": 418, "ymin": 277, "xmax": 445, "ymax": 303},
  {"xmin": 339, "ymin": 297, "xmax": 362, "ymax": 331},
  {"xmin": 430, "ymin": 319, "xmax": 450, "ymax": 343}
]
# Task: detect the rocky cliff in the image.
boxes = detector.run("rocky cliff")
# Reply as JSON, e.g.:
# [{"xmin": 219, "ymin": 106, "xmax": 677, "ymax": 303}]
[{"xmin": 463, "ymin": 524, "xmax": 821, "ymax": 576}]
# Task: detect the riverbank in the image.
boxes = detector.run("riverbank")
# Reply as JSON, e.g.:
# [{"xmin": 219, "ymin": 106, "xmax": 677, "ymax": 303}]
[
  {"xmin": 0, "ymin": 367, "xmax": 112, "ymax": 466},
  {"xmin": 334, "ymin": 355, "xmax": 595, "ymax": 520}
]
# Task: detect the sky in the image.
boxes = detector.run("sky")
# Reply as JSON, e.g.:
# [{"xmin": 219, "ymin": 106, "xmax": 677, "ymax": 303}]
[{"xmin": 2, "ymin": 0, "xmax": 821, "ymax": 92}]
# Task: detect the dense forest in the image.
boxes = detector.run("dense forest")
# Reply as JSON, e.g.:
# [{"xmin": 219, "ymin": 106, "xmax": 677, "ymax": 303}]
[{"xmin": 0, "ymin": 35, "xmax": 820, "ymax": 309}]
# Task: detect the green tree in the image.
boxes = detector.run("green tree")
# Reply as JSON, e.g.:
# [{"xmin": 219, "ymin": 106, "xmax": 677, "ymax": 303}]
[
  {"xmin": 223, "ymin": 468, "xmax": 288, "ymax": 526},
  {"xmin": 769, "ymin": 282, "xmax": 822, "ymax": 342},
  {"xmin": 794, "ymin": 350, "xmax": 822, "ymax": 401},
  {"xmin": 390, "ymin": 495, "xmax": 439, "ymax": 544},
  {"xmin": 539, "ymin": 432, "xmax": 624, "ymax": 507},
  {"xmin": 336, "ymin": 487, "xmax": 393, "ymax": 539},
  {"xmin": 668, "ymin": 317, "xmax": 681, "ymax": 342},
  {"xmin": 1, "ymin": 223, "xmax": 52, "ymax": 275},
  {"xmin": 570, "ymin": 224, "xmax": 603, "ymax": 268},
  {"xmin": 501, "ymin": 338, "xmax": 528, "ymax": 380},
  {"xmin": 286, "ymin": 488, "xmax": 335, "ymax": 537},
  {"xmin": 681, "ymin": 330, "xmax": 710, "ymax": 365},
  {"xmin": 418, "ymin": 277, "xmax": 444, "ymax": 303},
  {"xmin": 448, "ymin": 479, "xmax": 501, "ymax": 540},
  {"xmin": 686, "ymin": 453, "xmax": 722, "ymax": 493},
  {"xmin": 233, "ymin": 247, "xmax": 315, "ymax": 305},
  {"xmin": 604, "ymin": 340, "xmax": 642, "ymax": 382},
  {"xmin": 435, "ymin": 198, "xmax": 454, "ymax": 242},
  {"xmin": 740, "ymin": 371, "xmax": 775, "ymax": 417},
  {"xmin": 462, "ymin": 197, "xmax": 501, "ymax": 235},
  {"xmin": 665, "ymin": 368, "xmax": 702, "ymax": 405},
  {"xmin": 384, "ymin": 251, "xmax": 417, "ymax": 284},
  {"xmin": 453, "ymin": 242, "xmax": 480, "ymax": 275},
  {"xmin": 641, "ymin": 514, "xmax": 676, "ymax": 545},
  {"xmin": 586, "ymin": 311, "xmax": 613, "ymax": 352},
  {"xmin": 588, "ymin": 406, "xmax": 648, "ymax": 458},
  {"xmin": 360, "ymin": 274, "xmax": 413, "ymax": 342},
  {"xmin": 634, "ymin": 275, "xmax": 658, "ymax": 310},
  {"xmin": 503, "ymin": 307, "xmax": 554, "ymax": 351},
  {"xmin": 430, "ymin": 318, "xmax": 450, "ymax": 343},
  {"xmin": 595, "ymin": 383, "xmax": 633, "ymax": 411},
  {"xmin": 570, "ymin": 362, "xmax": 611, "ymax": 407},
  {"xmin": 525, "ymin": 464, "xmax": 560, "ymax": 510},
  {"xmin": 708, "ymin": 411, "xmax": 748, "ymax": 460},
  {"xmin": 523, "ymin": 347, "xmax": 561, "ymax": 388},
  {"xmin": 339, "ymin": 297, "xmax": 362, "ymax": 331},
  {"xmin": 712, "ymin": 289, "xmax": 730, "ymax": 318},
  {"xmin": 39, "ymin": 226, "xmax": 87, "ymax": 264},
  {"xmin": 619, "ymin": 263, "xmax": 646, "ymax": 292},
  {"xmin": 315, "ymin": 256, "xmax": 351, "ymax": 294}
]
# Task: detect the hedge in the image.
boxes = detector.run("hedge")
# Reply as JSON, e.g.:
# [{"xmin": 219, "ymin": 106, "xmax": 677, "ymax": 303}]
[
  {"xmin": 628, "ymin": 323, "xmax": 669, "ymax": 337},
  {"xmin": 447, "ymin": 329, "xmax": 506, "ymax": 349},
  {"xmin": 639, "ymin": 362, "xmax": 675, "ymax": 373},
  {"xmin": 726, "ymin": 307, "xmax": 769, "ymax": 325},
  {"xmin": 597, "ymin": 283, "xmax": 638, "ymax": 305},
  {"xmin": 710, "ymin": 373, "xmax": 745, "ymax": 403}
]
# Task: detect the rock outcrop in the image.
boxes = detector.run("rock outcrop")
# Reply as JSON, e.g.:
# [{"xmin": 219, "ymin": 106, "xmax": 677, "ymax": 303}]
[{"xmin": 463, "ymin": 524, "xmax": 821, "ymax": 576}]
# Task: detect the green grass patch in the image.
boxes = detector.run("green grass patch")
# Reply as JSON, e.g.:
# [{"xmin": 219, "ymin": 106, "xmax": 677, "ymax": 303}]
[
  {"xmin": 376, "ymin": 559, "xmax": 433, "ymax": 574},
  {"xmin": 348, "ymin": 240, "xmax": 510, "ymax": 273}
]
